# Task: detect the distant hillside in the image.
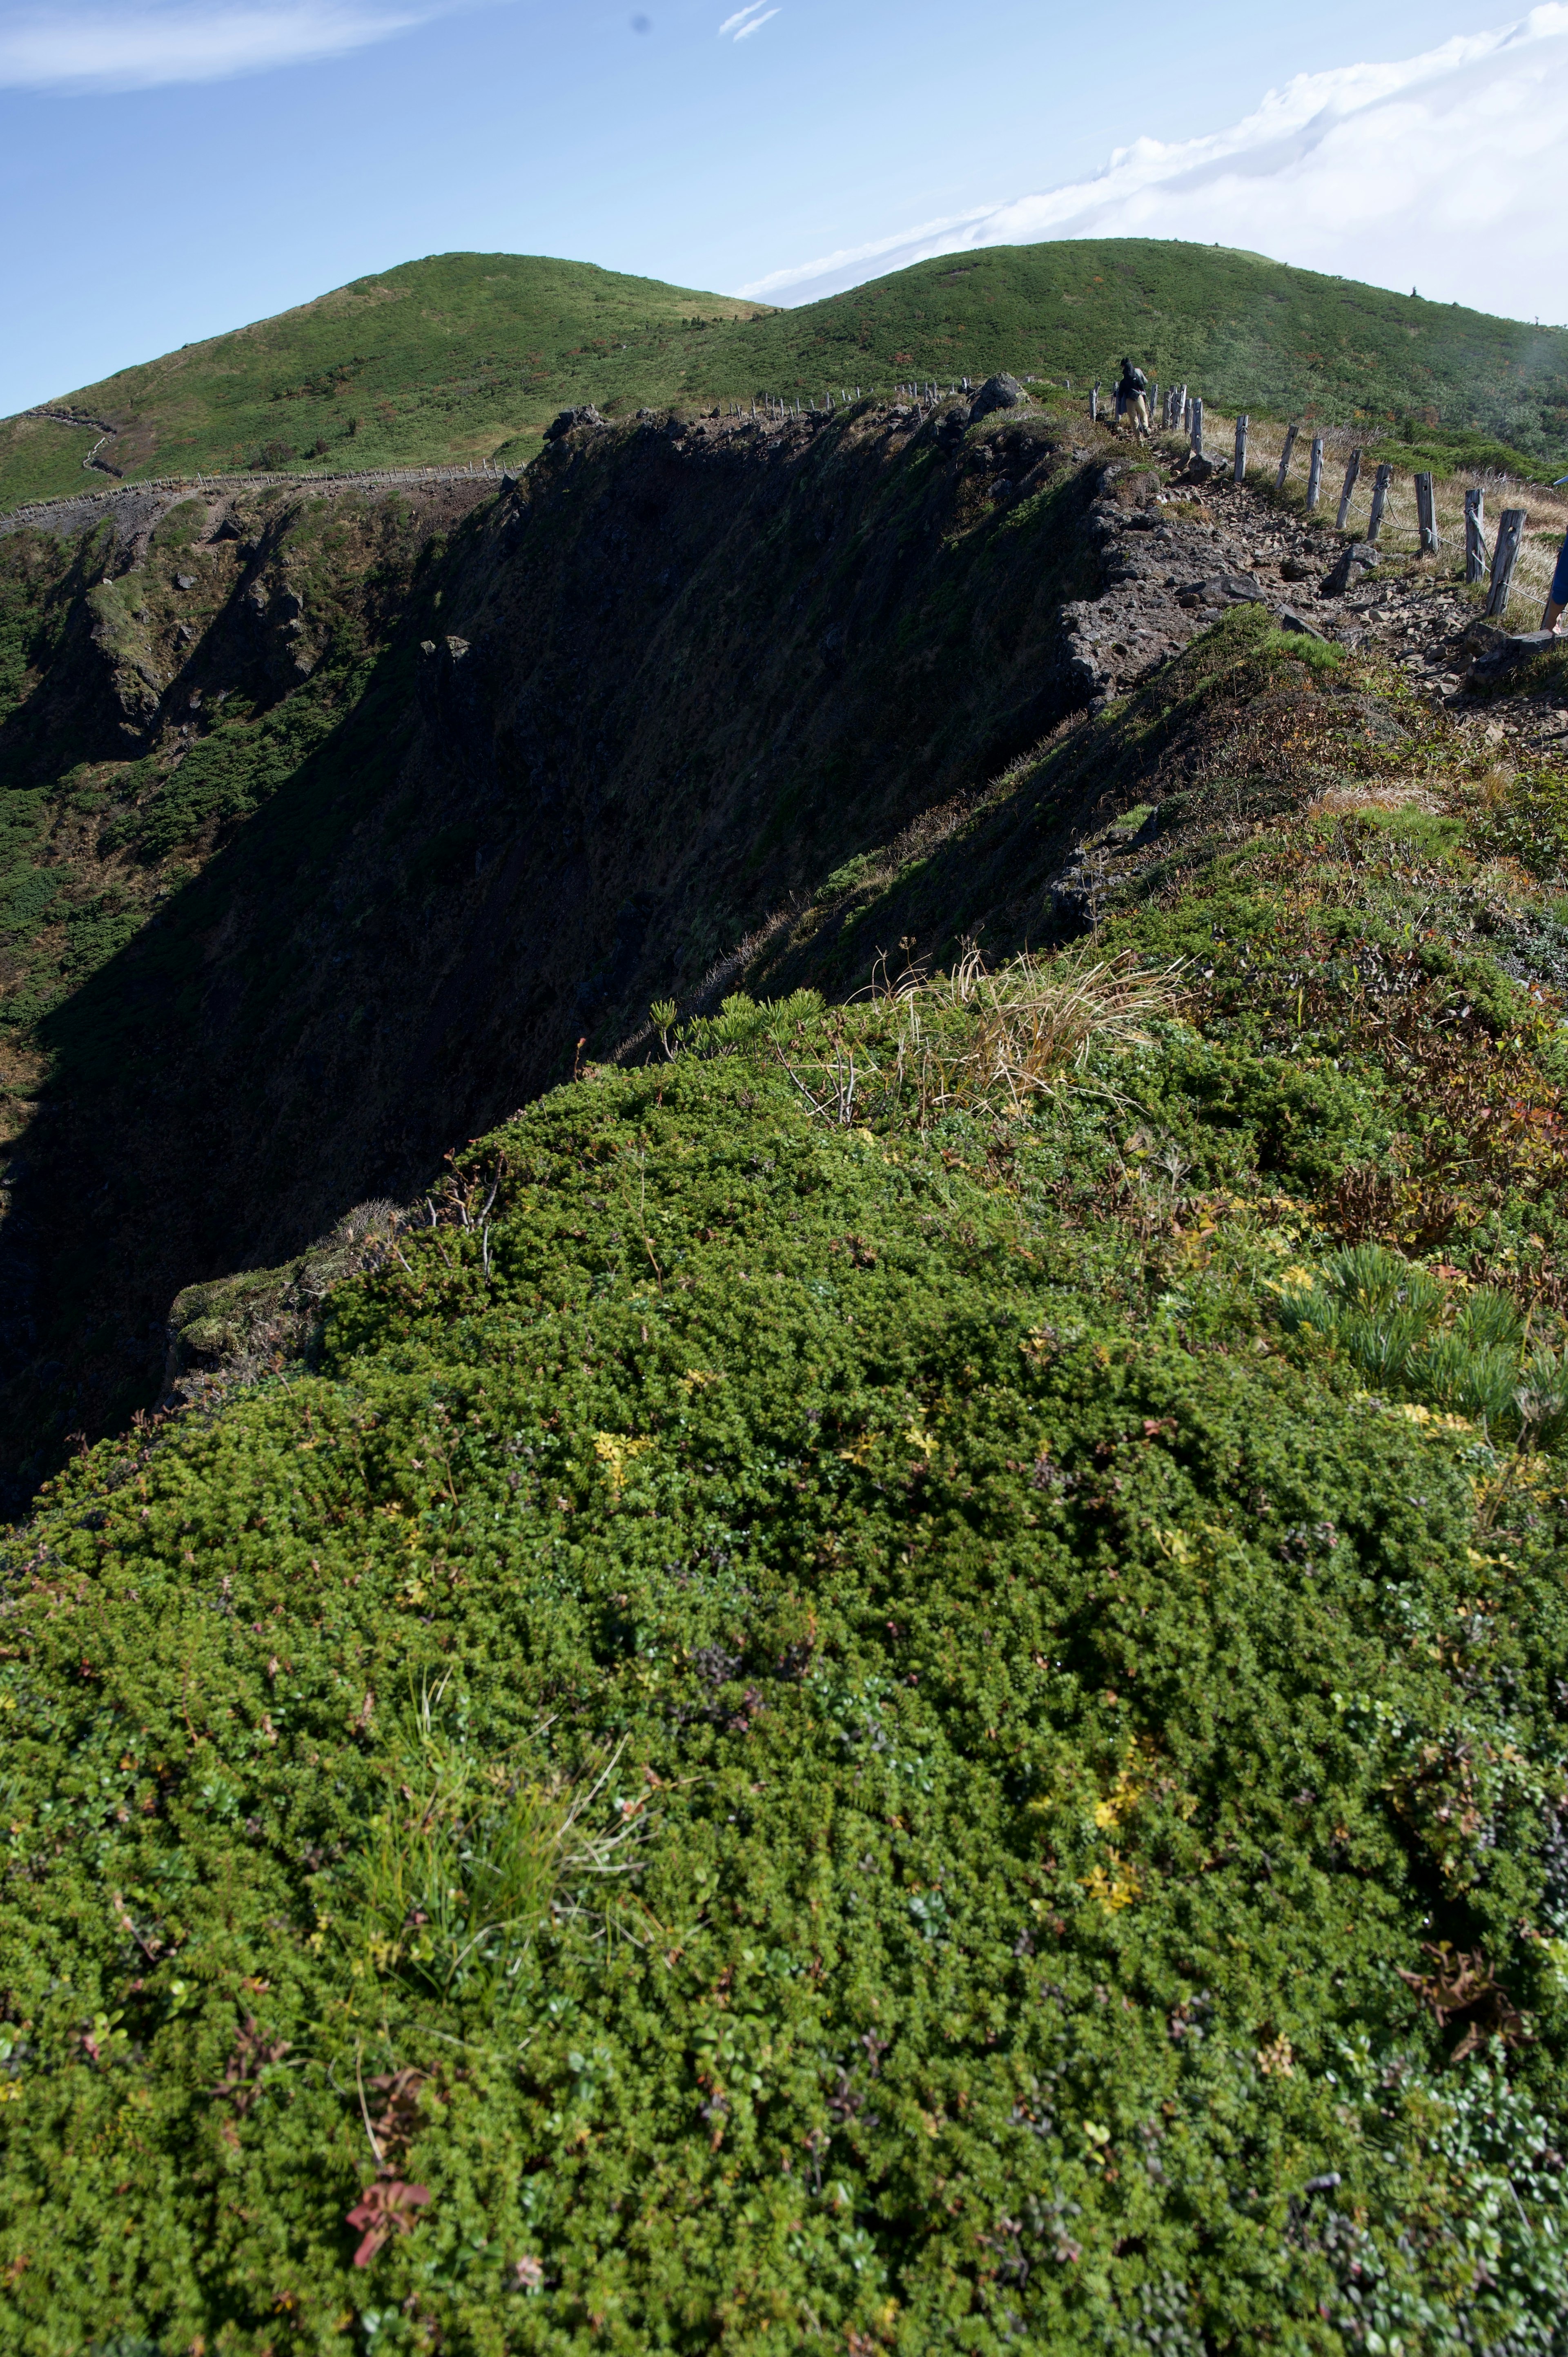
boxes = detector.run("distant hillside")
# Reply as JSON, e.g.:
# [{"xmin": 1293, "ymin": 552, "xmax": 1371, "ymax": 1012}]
[
  {"xmin": 0, "ymin": 253, "xmax": 775, "ymax": 511},
  {"xmin": 6, "ymin": 239, "xmax": 1568, "ymax": 512}
]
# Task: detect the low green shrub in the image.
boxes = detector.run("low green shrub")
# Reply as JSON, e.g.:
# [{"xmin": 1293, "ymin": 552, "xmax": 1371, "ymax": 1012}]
[
  {"xmin": 1, "ymin": 1021, "xmax": 1566, "ymax": 2353},
  {"xmin": 1274, "ymin": 1242, "xmax": 1567, "ymax": 1441}
]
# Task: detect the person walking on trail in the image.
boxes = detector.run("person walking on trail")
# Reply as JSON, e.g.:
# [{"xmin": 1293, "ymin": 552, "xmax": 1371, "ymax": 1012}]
[
  {"xmin": 1541, "ymin": 481, "xmax": 1568, "ymax": 633},
  {"xmin": 1114, "ymin": 358, "xmax": 1150, "ymax": 435}
]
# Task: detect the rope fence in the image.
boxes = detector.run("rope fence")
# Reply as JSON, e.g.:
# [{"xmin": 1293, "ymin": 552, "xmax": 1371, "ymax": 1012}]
[{"xmin": 1136, "ymin": 376, "xmax": 1551, "ymax": 622}]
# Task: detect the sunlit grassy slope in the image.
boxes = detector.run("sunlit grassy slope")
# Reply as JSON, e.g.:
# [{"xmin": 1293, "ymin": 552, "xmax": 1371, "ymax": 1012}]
[{"xmin": 7, "ymin": 239, "xmax": 1568, "ymax": 512}]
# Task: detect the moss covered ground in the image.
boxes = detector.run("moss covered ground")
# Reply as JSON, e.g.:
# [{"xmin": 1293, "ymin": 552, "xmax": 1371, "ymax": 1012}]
[
  {"xmin": 6, "ymin": 239, "xmax": 1568, "ymax": 515},
  {"xmin": 4, "ymin": 603, "xmax": 1568, "ymax": 2349}
]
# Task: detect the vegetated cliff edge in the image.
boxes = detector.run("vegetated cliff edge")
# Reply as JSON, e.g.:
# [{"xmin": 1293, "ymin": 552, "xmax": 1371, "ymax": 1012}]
[
  {"xmin": 4, "ymin": 580, "xmax": 1568, "ymax": 2346},
  {"xmin": 0, "ymin": 398, "xmax": 1116, "ymax": 1501}
]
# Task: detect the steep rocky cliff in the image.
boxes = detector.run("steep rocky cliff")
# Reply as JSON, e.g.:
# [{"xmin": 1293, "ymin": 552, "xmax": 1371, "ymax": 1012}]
[
  {"xmin": 4, "ymin": 392, "xmax": 1560, "ymax": 1502},
  {"xmin": 0, "ymin": 401, "xmax": 1108, "ymax": 1495}
]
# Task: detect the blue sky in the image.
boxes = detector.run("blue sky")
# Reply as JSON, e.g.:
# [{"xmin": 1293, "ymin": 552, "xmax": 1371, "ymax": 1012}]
[{"xmin": 0, "ymin": 0, "xmax": 1554, "ymax": 414}]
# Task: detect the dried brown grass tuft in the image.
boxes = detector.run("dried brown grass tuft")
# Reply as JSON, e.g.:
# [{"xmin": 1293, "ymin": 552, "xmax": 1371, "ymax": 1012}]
[
  {"xmin": 889, "ymin": 946, "xmax": 1179, "ymax": 1122},
  {"xmin": 1309, "ymin": 780, "xmax": 1440, "ymax": 819}
]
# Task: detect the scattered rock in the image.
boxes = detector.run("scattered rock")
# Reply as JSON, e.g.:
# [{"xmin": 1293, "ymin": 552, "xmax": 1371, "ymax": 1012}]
[
  {"xmin": 544, "ymin": 406, "xmax": 605, "ymax": 441},
  {"xmin": 174, "ymin": 573, "xmax": 196, "ymax": 591},
  {"xmin": 968, "ymin": 374, "xmax": 1027, "ymax": 424},
  {"xmin": 1460, "ymin": 623, "xmax": 1557, "ymax": 681},
  {"xmin": 1177, "ymin": 573, "xmax": 1266, "ymax": 609},
  {"xmin": 1185, "ymin": 453, "xmax": 1223, "ymax": 483},
  {"xmin": 1111, "ymin": 471, "xmax": 1162, "ymax": 510},
  {"xmin": 1276, "ymin": 607, "xmax": 1328, "ymax": 641},
  {"xmin": 1280, "ymin": 556, "xmax": 1314, "ymax": 582},
  {"xmin": 1320, "ymin": 543, "xmax": 1379, "ymax": 597}
]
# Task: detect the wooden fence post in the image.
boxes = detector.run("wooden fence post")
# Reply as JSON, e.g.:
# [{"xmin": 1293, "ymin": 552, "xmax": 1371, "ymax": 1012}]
[
  {"xmin": 1465, "ymin": 486, "xmax": 1486, "ymax": 582},
  {"xmin": 1234, "ymin": 414, "xmax": 1248, "ymax": 484},
  {"xmin": 1191, "ymin": 398, "xmax": 1204, "ymax": 459},
  {"xmin": 1366, "ymin": 462, "xmax": 1394, "ymax": 542},
  {"xmin": 1091, "ymin": 384, "xmax": 1099, "ymax": 421},
  {"xmin": 1486, "ymin": 507, "xmax": 1528, "ymax": 618},
  {"xmin": 1306, "ymin": 436, "xmax": 1325, "ymax": 512},
  {"xmin": 1414, "ymin": 472, "xmax": 1439, "ymax": 556},
  {"xmin": 1336, "ymin": 449, "xmax": 1361, "ymax": 532},
  {"xmin": 1150, "ymin": 379, "xmax": 1159, "ymax": 424},
  {"xmin": 1275, "ymin": 422, "xmax": 1298, "ymax": 492}
]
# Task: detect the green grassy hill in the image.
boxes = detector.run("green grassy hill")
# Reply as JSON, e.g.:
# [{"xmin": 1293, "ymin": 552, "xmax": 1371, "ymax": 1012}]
[
  {"xmin": 7, "ymin": 240, "xmax": 1568, "ymax": 515},
  {"xmin": 0, "ymin": 253, "xmax": 775, "ymax": 512}
]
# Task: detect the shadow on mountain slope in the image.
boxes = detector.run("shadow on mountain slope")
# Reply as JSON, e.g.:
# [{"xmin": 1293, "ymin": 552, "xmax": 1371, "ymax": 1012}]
[{"xmin": 0, "ymin": 403, "xmax": 1103, "ymax": 1502}]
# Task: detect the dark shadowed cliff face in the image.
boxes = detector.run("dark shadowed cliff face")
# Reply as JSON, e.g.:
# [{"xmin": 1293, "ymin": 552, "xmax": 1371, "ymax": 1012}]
[{"xmin": 0, "ymin": 404, "xmax": 1107, "ymax": 1497}]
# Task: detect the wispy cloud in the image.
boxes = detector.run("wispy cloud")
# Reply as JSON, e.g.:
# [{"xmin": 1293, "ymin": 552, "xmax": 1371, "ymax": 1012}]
[
  {"xmin": 741, "ymin": 2, "xmax": 1568, "ymax": 324},
  {"xmin": 0, "ymin": 1, "xmax": 435, "ymax": 90},
  {"xmin": 718, "ymin": 1, "xmax": 775, "ymax": 40}
]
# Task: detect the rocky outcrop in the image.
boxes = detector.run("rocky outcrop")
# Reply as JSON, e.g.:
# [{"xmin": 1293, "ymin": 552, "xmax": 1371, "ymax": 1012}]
[
  {"xmin": 544, "ymin": 406, "xmax": 606, "ymax": 440},
  {"xmin": 162, "ymin": 1200, "xmax": 404, "ymax": 1409},
  {"xmin": 968, "ymin": 373, "xmax": 1028, "ymax": 423},
  {"xmin": 1321, "ymin": 541, "xmax": 1379, "ymax": 596}
]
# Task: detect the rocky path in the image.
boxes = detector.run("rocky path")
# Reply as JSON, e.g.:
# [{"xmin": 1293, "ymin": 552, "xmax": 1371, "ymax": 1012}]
[
  {"xmin": 1064, "ymin": 438, "xmax": 1566, "ymax": 747},
  {"xmin": 0, "ymin": 457, "xmax": 515, "ymax": 542}
]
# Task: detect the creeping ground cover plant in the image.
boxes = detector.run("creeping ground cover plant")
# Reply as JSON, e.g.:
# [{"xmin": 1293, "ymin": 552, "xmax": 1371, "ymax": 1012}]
[{"xmin": 2, "ymin": 947, "xmax": 1568, "ymax": 2354}]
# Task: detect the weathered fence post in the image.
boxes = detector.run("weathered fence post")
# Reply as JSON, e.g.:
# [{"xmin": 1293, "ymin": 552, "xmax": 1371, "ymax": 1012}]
[
  {"xmin": 1306, "ymin": 436, "xmax": 1325, "ymax": 512},
  {"xmin": 1275, "ymin": 422, "xmax": 1298, "ymax": 492},
  {"xmin": 1191, "ymin": 397, "xmax": 1204, "ymax": 459},
  {"xmin": 1150, "ymin": 379, "xmax": 1159, "ymax": 424},
  {"xmin": 1091, "ymin": 383, "xmax": 1100, "ymax": 421},
  {"xmin": 1234, "ymin": 414, "xmax": 1248, "ymax": 484},
  {"xmin": 1465, "ymin": 486, "xmax": 1486, "ymax": 582},
  {"xmin": 1336, "ymin": 449, "xmax": 1362, "ymax": 532},
  {"xmin": 1366, "ymin": 462, "xmax": 1394, "ymax": 542},
  {"xmin": 1414, "ymin": 472, "xmax": 1439, "ymax": 556},
  {"xmin": 1486, "ymin": 507, "xmax": 1528, "ymax": 618}
]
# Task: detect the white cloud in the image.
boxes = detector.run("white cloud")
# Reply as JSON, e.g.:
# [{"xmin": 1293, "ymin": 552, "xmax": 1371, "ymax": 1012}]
[
  {"xmin": 718, "ymin": 0, "xmax": 775, "ymax": 38},
  {"xmin": 0, "ymin": 1, "xmax": 433, "ymax": 90},
  {"xmin": 741, "ymin": 3, "xmax": 1568, "ymax": 324}
]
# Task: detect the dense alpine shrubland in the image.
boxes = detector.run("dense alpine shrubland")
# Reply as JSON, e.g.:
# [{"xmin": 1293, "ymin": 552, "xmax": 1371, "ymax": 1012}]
[{"xmin": 3, "ymin": 917, "xmax": 1568, "ymax": 2351}]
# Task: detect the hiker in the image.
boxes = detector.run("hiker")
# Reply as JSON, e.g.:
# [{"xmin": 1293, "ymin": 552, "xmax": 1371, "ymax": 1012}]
[
  {"xmin": 1542, "ymin": 522, "xmax": 1568, "ymax": 633},
  {"xmin": 1114, "ymin": 358, "xmax": 1150, "ymax": 435},
  {"xmin": 1540, "ymin": 479, "xmax": 1568, "ymax": 633}
]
